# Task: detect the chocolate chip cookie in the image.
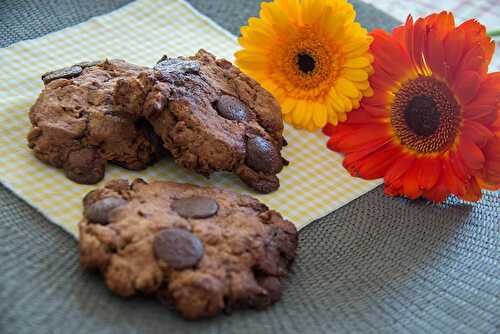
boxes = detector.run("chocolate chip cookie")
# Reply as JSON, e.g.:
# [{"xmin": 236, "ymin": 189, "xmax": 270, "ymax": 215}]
[
  {"xmin": 28, "ymin": 60, "xmax": 164, "ymax": 184},
  {"xmin": 113, "ymin": 49, "xmax": 287, "ymax": 193},
  {"xmin": 79, "ymin": 178, "xmax": 297, "ymax": 319}
]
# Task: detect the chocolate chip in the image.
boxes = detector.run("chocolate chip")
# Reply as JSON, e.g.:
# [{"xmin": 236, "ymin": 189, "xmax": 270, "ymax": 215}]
[
  {"xmin": 74, "ymin": 60, "xmax": 101, "ymax": 68},
  {"xmin": 246, "ymin": 136, "xmax": 283, "ymax": 174},
  {"xmin": 171, "ymin": 196, "xmax": 219, "ymax": 219},
  {"xmin": 63, "ymin": 148, "xmax": 106, "ymax": 184},
  {"xmin": 154, "ymin": 228, "xmax": 204, "ymax": 269},
  {"xmin": 216, "ymin": 95, "xmax": 250, "ymax": 122},
  {"xmin": 154, "ymin": 59, "xmax": 200, "ymax": 75},
  {"xmin": 84, "ymin": 197, "xmax": 127, "ymax": 224},
  {"xmin": 42, "ymin": 66, "xmax": 82, "ymax": 84}
]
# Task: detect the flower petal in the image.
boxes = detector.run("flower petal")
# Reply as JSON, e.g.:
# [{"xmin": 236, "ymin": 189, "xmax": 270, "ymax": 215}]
[
  {"xmin": 458, "ymin": 138, "xmax": 485, "ymax": 171},
  {"xmin": 343, "ymin": 57, "xmax": 371, "ymax": 68},
  {"xmin": 335, "ymin": 78, "xmax": 359, "ymax": 98},
  {"xmin": 384, "ymin": 153, "xmax": 415, "ymax": 185},
  {"xmin": 452, "ymin": 70, "xmax": 481, "ymax": 105},
  {"xmin": 403, "ymin": 160, "xmax": 423, "ymax": 199},
  {"xmin": 417, "ymin": 156, "xmax": 441, "ymax": 190},
  {"xmin": 312, "ymin": 103, "xmax": 328, "ymax": 128}
]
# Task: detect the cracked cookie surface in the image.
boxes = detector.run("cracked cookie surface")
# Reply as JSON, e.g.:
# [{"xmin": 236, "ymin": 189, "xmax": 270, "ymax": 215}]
[
  {"xmin": 28, "ymin": 60, "xmax": 164, "ymax": 184},
  {"xmin": 79, "ymin": 178, "xmax": 298, "ymax": 319},
  {"xmin": 114, "ymin": 50, "xmax": 287, "ymax": 193}
]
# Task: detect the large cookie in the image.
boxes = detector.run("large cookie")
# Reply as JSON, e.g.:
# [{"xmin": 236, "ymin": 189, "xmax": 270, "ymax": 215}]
[
  {"xmin": 27, "ymin": 60, "xmax": 164, "ymax": 184},
  {"xmin": 79, "ymin": 178, "xmax": 298, "ymax": 319},
  {"xmin": 114, "ymin": 50, "xmax": 287, "ymax": 193}
]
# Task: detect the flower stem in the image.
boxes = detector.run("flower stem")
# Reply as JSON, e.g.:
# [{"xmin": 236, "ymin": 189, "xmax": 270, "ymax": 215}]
[{"xmin": 488, "ymin": 29, "xmax": 500, "ymax": 37}]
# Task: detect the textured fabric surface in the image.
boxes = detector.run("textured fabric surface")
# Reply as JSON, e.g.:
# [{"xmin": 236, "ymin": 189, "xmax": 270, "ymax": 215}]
[
  {"xmin": 1, "ymin": 1, "xmax": 499, "ymax": 333},
  {"xmin": 0, "ymin": 0, "xmax": 380, "ymax": 234}
]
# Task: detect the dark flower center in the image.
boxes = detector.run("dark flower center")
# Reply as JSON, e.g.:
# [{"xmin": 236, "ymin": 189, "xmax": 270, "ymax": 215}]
[
  {"xmin": 391, "ymin": 76, "xmax": 460, "ymax": 153},
  {"xmin": 297, "ymin": 53, "xmax": 316, "ymax": 74},
  {"xmin": 403, "ymin": 95, "xmax": 440, "ymax": 137}
]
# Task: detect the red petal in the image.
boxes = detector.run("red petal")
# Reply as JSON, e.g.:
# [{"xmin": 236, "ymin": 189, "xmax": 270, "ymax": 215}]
[
  {"xmin": 342, "ymin": 109, "xmax": 380, "ymax": 124},
  {"xmin": 423, "ymin": 173, "xmax": 450, "ymax": 202},
  {"xmin": 329, "ymin": 124, "xmax": 391, "ymax": 153},
  {"xmin": 417, "ymin": 156, "xmax": 441, "ymax": 190},
  {"xmin": 403, "ymin": 160, "xmax": 424, "ymax": 199},
  {"xmin": 411, "ymin": 18, "xmax": 427, "ymax": 73},
  {"xmin": 460, "ymin": 177, "xmax": 482, "ymax": 202},
  {"xmin": 457, "ymin": 19, "xmax": 495, "ymax": 73},
  {"xmin": 458, "ymin": 138, "xmax": 485, "ymax": 171},
  {"xmin": 456, "ymin": 44, "xmax": 486, "ymax": 76},
  {"xmin": 425, "ymin": 28, "xmax": 446, "ymax": 78},
  {"xmin": 443, "ymin": 28, "xmax": 465, "ymax": 78},
  {"xmin": 463, "ymin": 104, "xmax": 498, "ymax": 126},
  {"xmin": 453, "ymin": 70, "xmax": 481, "ymax": 105},
  {"xmin": 449, "ymin": 151, "xmax": 468, "ymax": 181},
  {"xmin": 323, "ymin": 123, "xmax": 335, "ymax": 136},
  {"xmin": 370, "ymin": 29, "xmax": 413, "ymax": 81},
  {"xmin": 384, "ymin": 153, "xmax": 415, "ymax": 185},
  {"xmin": 442, "ymin": 158, "xmax": 466, "ymax": 196},
  {"xmin": 354, "ymin": 144, "xmax": 403, "ymax": 179},
  {"xmin": 461, "ymin": 120, "xmax": 494, "ymax": 148},
  {"xmin": 361, "ymin": 105, "xmax": 390, "ymax": 118},
  {"xmin": 476, "ymin": 136, "xmax": 500, "ymax": 189}
]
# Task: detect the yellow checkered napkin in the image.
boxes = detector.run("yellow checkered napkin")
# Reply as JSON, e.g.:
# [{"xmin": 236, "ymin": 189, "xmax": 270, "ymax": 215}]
[{"xmin": 0, "ymin": 0, "xmax": 380, "ymax": 237}]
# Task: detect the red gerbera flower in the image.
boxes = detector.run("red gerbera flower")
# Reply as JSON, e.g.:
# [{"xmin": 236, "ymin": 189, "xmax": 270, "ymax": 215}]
[{"xmin": 324, "ymin": 12, "xmax": 500, "ymax": 202}]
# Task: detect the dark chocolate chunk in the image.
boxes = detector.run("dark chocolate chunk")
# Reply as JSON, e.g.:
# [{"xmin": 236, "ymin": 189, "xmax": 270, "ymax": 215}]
[
  {"xmin": 172, "ymin": 196, "xmax": 219, "ymax": 219},
  {"xmin": 246, "ymin": 136, "xmax": 283, "ymax": 174},
  {"xmin": 154, "ymin": 228, "xmax": 204, "ymax": 269},
  {"xmin": 42, "ymin": 66, "xmax": 82, "ymax": 84},
  {"xmin": 84, "ymin": 197, "xmax": 127, "ymax": 224},
  {"xmin": 63, "ymin": 148, "xmax": 106, "ymax": 184},
  {"xmin": 216, "ymin": 95, "xmax": 250, "ymax": 122}
]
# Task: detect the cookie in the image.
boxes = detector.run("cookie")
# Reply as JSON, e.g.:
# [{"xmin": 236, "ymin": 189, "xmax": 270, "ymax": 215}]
[
  {"xmin": 28, "ymin": 60, "xmax": 165, "ymax": 184},
  {"xmin": 113, "ymin": 49, "xmax": 287, "ymax": 193},
  {"xmin": 79, "ymin": 178, "xmax": 298, "ymax": 319}
]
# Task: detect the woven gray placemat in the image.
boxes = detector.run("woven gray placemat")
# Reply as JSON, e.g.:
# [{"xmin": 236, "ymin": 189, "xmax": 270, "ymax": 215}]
[{"xmin": 1, "ymin": 1, "xmax": 499, "ymax": 333}]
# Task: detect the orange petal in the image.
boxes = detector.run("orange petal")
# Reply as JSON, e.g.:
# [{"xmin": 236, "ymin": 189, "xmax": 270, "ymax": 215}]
[
  {"xmin": 476, "ymin": 136, "xmax": 500, "ymax": 190},
  {"xmin": 425, "ymin": 26, "xmax": 446, "ymax": 78},
  {"xmin": 328, "ymin": 124, "xmax": 391, "ymax": 153},
  {"xmin": 443, "ymin": 28, "xmax": 465, "ymax": 74},
  {"xmin": 460, "ymin": 177, "xmax": 482, "ymax": 202},
  {"xmin": 449, "ymin": 151, "xmax": 468, "ymax": 181},
  {"xmin": 342, "ymin": 108, "xmax": 381, "ymax": 124},
  {"xmin": 461, "ymin": 120, "xmax": 494, "ymax": 148},
  {"xmin": 456, "ymin": 44, "xmax": 486, "ymax": 76},
  {"xmin": 347, "ymin": 143, "xmax": 402, "ymax": 179},
  {"xmin": 458, "ymin": 138, "xmax": 485, "ymax": 172},
  {"xmin": 411, "ymin": 17, "xmax": 427, "ymax": 73},
  {"xmin": 370, "ymin": 29, "xmax": 414, "ymax": 81},
  {"xmin": 384, "ymin": 153, "xmax": 415, "ymax": 185},
  {"xmin": 403, "ymin": 160, "xmax": 424, "ymax": 199},
  {"xmin": 423, "ymin": 171, "xmax": 450, "ymax": 202},
  {"xmin": 452, "ymin": 70, "xmax": 481, "ymax": 105},
  {"xmin": 463, "ymin": 104, "xmax": 498, "ymax": 126},
  {"xmin": 417, "ymin": 156, "xmax": 441, "ymax": 190},
  {"xmin": 442, "ymin": 158, "xmax": 466, "ymax": 196}
]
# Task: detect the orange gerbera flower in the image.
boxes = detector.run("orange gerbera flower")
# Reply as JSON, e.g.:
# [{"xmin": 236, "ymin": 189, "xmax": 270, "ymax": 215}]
[{"xmin": 324, "ymin": 12, "xmax": 500, "ymax": 202}]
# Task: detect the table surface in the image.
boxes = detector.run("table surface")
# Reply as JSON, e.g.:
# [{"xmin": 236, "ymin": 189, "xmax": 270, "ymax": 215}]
[{"xmin": 1, "ymin": 1, "xmax": 499, "ymax": 334}]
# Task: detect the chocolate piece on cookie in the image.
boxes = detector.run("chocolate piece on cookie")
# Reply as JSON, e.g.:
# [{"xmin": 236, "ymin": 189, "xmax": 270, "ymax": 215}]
[
  {"xmin": 113, "ymin": 49, "xmax": 287, "ymax": 193},
  {"xmin": 28, "ymin": 60, "xmax": 165, "ymax": 184},
  {"xmin": 79, "ymin": 179, "xmax": 297, "ymax": 319}
]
